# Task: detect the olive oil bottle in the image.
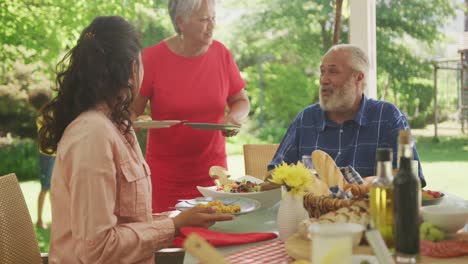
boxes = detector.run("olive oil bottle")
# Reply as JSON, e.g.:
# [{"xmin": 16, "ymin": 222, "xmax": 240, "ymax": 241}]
[
  {"xmin": 369, "ymin": 148, "xmax": 394, "ymax": 250},
  {"xmin": 393, "ymin": 130, "xmax": 421, "ymax": 263}
]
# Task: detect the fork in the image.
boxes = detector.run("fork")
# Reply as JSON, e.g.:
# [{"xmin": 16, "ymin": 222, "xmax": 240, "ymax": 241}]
[
  {"xmin": 178, "ymin": 197, "xmax": 213, "ymax": 205},
  {"xmin": 178, "ymin": 197, "xmax": 240, "ymax": 206}
]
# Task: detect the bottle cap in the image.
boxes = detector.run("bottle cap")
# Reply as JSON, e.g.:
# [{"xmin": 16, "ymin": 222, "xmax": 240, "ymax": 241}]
[{"xmin": 376, "ymin": 148, "xmax": 392, "ymax": 161}]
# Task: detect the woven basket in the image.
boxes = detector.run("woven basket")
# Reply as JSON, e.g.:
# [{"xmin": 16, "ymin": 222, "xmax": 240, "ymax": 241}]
[{"xmin": 303, "ymin": 193, "xmax": 367, "ymax": 218}]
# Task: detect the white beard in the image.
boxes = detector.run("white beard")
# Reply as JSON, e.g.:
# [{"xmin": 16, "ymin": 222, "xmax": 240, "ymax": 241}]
[{"xmin": 319, "ymin": 78, "xmax": 357, "ymax": 112}]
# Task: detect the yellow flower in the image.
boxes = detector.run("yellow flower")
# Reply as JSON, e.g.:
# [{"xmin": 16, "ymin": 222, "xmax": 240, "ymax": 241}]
[
  {"xmin": 270, "ymin": 161, "xmax": 312, "ymax": 195},
  {"xmin": 270, "ymin": 162, "xmax": 289, "ymax": 185}
]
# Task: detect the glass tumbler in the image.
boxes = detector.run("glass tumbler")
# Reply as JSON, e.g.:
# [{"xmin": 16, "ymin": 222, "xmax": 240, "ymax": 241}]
[{"xmin": 301, "ymin": 155, "xmax": 314, "ymax": 170}]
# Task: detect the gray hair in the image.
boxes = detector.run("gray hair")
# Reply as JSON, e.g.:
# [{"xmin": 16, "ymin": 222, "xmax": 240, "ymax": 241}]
[
  {"xmin": 168, "ymin": 0, "xmax": 216, "ymax": 34},
  {"xmin": 324, "ymin": 44, "xmax": 369, "ymax": 91}
]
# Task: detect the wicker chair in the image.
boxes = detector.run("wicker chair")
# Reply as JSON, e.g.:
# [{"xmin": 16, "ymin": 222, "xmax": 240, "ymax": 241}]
[
  {"xmin": 0, "ymin": 173, "xmax": 47, "ymax": 264},
  {"xmin": 243, "ymin": 144, "xmax": 279, "ymax": 180}
]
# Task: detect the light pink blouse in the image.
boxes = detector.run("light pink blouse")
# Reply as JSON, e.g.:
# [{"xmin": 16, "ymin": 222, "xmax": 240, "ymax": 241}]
[{"xmin": 49, "ymin": 109, "xmax": 175, "ymax": 264}]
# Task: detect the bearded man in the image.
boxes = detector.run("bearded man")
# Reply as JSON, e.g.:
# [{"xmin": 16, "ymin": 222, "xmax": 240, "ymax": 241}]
[{"xmin": 268, "ymin": 44, "xmax": 426, "ymax": 187}]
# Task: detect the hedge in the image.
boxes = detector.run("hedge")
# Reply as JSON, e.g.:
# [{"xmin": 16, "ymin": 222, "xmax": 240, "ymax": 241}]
[
  {"xmin": 0, "ymin": 138, "xmax": 38, "ymax": 182},
  {"xmin": 0, "ymin": 131, "xmax": 148, "ymax": 182}
]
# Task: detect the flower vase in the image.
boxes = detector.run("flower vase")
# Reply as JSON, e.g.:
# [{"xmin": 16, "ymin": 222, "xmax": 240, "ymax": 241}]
[{"xmin": 276, "ymin": 187, "xmax": 308, "ymax": 242}]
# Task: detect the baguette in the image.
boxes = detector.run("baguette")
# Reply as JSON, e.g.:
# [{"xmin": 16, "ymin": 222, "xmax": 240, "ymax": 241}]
[{"xmin": 311, "ymin": 150, "xmax": 346, "ymax": 189}]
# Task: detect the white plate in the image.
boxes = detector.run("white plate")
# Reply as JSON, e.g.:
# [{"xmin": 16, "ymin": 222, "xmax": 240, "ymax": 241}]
[
  {"xmin": 174, "ymin": 197, "xmax": 261, "ymax": 215},
  {"xmin": 184, "ymin": 122, "xmax": 241, "ymax": 130},
  {"xmin": 352, "ymin": 254, "xmax": 379, "ymax": 264},
  {"xmin": 133, "ymin": 120, "xmax": 182, "ymax": 129},
  {"xmin": 197, "ymin": 176, "xmax": 281, "ymax": 209}
]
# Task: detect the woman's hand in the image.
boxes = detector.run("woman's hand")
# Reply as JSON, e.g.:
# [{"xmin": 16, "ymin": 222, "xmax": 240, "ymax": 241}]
[
  {"xmin": 172, "ymin": 206, "xmax": 235, "ymax": 235},
  {"xmin": 221, "ymin": 114, "xmax": 240, "ymax": 137},
  {"xmin": 222, "ymin": 129, "xmax": 239, "ymax": 137}
]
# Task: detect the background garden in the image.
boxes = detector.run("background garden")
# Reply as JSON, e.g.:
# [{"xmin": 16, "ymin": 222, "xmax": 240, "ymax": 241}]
[{"xmin": 1, "ymin": 0, "xmax": 467, "ymax": 252}]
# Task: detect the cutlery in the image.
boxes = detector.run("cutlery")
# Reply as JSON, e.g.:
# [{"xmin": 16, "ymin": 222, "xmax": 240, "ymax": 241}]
[
  {"xmin": 178, "ymin": 197, "xmax": 214, "ymax": 204},
  {"xmin": 178, "ymin": 198, "xmax": 240, "ymax": 206},
  {"xmin": 365, "ymin": 225, "xmax": 395, "ymax": 264}
]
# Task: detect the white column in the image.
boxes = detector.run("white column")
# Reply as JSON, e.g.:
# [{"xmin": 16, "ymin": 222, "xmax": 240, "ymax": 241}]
[{"xmin": 349, "ymin": 0, "xmax": 377, "ymax": 99}]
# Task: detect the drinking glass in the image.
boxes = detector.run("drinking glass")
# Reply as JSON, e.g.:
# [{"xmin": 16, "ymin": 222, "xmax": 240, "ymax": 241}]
[
  {"xmin": 301, "ymin": 155, "xmax": 314, "ymax": 170},
  {"xmin": 308, "ymin": 223, "xmax": 364, "ymax": 264}
]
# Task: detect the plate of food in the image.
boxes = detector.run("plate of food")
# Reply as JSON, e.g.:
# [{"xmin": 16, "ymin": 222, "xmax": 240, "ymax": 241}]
[
  {"xmin": 422, "ymin": 189, "xmax": 445, "ymax": 206},
  {"xmin": 197, "ymin": 175, "xmax": 282, "ymax": 209},
  {"xmin": 174, "ymin": 197, "xmax": 261, "ymax": 215},
  {"xmin": 184, "ymin": 122, "xmax": 241, "ymax": 131}
]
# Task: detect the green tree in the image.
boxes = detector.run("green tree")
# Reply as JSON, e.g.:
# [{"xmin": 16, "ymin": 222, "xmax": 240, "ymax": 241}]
[
  {"xmin": 376, "ymin": 0, "xmax": 457, "ymax": 111},
  {"xmin": 0, "ymin": 0, "xmax": 170, "ymax": 79},
  {"xmin": 0, "ymin": 0, "xmax": 173, "ymax": 138}
]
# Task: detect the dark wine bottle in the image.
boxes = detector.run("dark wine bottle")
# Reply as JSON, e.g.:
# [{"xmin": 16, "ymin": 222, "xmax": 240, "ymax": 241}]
[{"xmin": 393, "ymin": 130, "xmax": 421, "ymax": 263}]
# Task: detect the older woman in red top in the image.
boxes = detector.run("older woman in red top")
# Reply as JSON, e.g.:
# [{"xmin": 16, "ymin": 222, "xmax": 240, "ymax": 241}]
[{"xmin": 132, "ymin": 0, "xmax": 250, "ymax": 213}]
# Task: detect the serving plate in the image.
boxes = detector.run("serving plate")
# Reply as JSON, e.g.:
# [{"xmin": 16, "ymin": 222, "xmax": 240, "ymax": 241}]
[
  {"xmin": 133, "ymin": 120, "xmax": 182, "ymax": 129},
  {"xmin": 197, "ymin": 176, "xmax": 281, "ymax": 209},
  {"xmin": 174, "ymin": 197, "xmax": 261, "ymax": 216},
  {"xmin": 184, "ymin": 122, "xmax": 241, "ymax": 131}
]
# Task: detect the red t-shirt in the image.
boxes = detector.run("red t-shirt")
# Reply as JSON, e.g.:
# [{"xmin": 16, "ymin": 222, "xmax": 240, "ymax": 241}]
[{"xmin": 140, "ymin": 40, "xmax": 245, "ymax": 212}]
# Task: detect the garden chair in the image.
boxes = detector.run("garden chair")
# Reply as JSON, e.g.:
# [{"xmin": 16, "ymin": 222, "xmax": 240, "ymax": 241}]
[
  {"xmin": 0, "ymin": 173, "xmax": 48, "ymax": 264},
  {"xmin": 243, "ymin": 144, "xmax": 279, "ymax": 180}
]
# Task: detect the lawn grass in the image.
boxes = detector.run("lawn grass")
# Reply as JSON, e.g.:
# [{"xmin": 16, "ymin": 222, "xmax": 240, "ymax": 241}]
[
  {"xmin": 413, "ymin": 135, "xmax": 468, "ymax": 200},
  {"xmin": 20, "ymin": 134, "xmax": 468, "ymax": 253},
  {"xmin": 414, "ymin": 136, "xmax": 468, "ymax": 162}
]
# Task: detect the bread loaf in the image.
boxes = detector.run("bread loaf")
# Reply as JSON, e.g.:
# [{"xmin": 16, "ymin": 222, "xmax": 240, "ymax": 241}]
[
  {"xmin": 343, "ymin": 183, "xmax": 369, "ymax": 198},
  {"xmin": 298, "ymin": 202, "xmax": 369, "ymax": 241},
  {"xmin": 311, "ymin": 150, "xmax": 346, "ymax": 189},
  {"xmin": 303, "ymin": 193, "xmax": 369, "ymax": 218}
]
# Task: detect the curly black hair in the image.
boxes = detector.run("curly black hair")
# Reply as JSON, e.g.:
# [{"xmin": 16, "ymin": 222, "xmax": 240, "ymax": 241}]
[{"xmin": 38, "ymin": 16, "xmax": 142, "ymax": 154}]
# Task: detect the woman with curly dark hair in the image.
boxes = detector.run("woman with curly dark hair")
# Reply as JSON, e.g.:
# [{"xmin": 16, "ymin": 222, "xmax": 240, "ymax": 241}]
[{"xmin": 39, "ymin": 16, "xmax": 233, "ymax": 263}]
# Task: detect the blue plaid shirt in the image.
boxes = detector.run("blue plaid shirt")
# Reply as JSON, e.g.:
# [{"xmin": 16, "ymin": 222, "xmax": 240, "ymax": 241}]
[{"xmin": 268, "ymin": 95, "xmax": 426, "ymax": 187}]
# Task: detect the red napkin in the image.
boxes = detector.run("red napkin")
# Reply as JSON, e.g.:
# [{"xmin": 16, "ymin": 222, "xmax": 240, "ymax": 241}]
[{"xmin": 171, "ymin": 227, "xmax": 278, "ymax": 247}]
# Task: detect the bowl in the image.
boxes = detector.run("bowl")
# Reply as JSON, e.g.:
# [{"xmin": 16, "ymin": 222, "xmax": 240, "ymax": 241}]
[
  {"xmin": 422, "ymin": 190, "xmax": 445, "ymax": 206},
  {"xmin": 421, "ymin": 205, "xmax": 468, "ymax": 234},
  {"xmin": 197, "ymin": 176, "xmax": 281, "ymax": 209},
  {"xmin": 422, "ymin": 195, "xmax": 444, "ymax": 206}
]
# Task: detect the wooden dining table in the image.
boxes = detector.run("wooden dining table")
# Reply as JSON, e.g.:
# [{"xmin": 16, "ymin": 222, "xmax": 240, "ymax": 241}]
[{"xmin": 182, "ymin": 193, "xmax": 468, "ymax": 264}]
